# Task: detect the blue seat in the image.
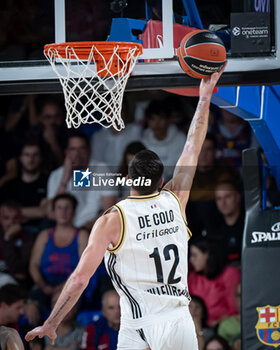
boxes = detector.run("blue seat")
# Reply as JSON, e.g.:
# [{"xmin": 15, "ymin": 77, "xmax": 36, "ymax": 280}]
[
  {"xmin": 77, "ymin": 310, "xmax": 103, "ymax": 325},
  {"xmin": 107, "ymin": 18, "xmax": 147, "ymax": 43}
]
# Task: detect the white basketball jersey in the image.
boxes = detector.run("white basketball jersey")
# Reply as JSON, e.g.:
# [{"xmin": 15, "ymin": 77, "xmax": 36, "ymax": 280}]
[{"xmin": 104, "ymin": 189, "xmax": 192, "ymax": 328}]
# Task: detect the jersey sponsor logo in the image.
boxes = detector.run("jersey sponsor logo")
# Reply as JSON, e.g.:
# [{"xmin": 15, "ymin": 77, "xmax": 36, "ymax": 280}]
[
  {"xmin": 136, "ymin": 226, "xmax": 179, "ymax": 241},
  {"xmin": 256, "ymin": 305, "xmax": 280, "ymax": 347},
  {"xmin": 251, "ymin": 223, "xmax": 280, "ymax": 243},
  {"xmin": 146, "ymin": 284, "xmax": 190, "ymax": 300},
  {"xmin": 138, "ymin": 210, "xmax": 174, "ymax": 228}
]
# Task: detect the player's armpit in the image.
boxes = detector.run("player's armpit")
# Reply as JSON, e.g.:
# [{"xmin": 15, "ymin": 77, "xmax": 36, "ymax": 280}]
[{"xmin": 164, "ymin": 171, "xmax": 194, "ymax": 211}]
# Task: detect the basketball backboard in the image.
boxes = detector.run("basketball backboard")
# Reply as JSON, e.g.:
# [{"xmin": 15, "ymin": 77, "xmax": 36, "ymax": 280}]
[{"xmin": 0, "ymin": 0, "xmax": 279, "ymax": 94}]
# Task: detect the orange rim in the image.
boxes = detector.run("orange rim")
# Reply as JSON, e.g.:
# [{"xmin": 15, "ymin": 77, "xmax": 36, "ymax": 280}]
[{"xmin": 44, "ymin": 41, "xmax": 143, "ymax": 60}]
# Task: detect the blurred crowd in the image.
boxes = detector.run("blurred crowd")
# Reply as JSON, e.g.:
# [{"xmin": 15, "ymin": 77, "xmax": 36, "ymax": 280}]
[{"xmin": 0, "ymin": 90, "xmax": 274, "ymax": 350}]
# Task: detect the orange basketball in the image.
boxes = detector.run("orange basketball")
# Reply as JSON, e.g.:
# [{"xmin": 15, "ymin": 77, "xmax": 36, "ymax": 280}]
[{"xmin": 177, "ymin": 29, "xmax": 226, "ymax": 79}]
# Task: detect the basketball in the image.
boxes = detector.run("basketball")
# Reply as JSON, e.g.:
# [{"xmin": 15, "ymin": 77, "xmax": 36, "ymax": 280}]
[{"xmin": 177, "ymin": 29, "xmax": 226, "ymax": 79}]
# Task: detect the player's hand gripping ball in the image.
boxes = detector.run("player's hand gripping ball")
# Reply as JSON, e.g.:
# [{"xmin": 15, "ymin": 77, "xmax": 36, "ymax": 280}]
[{"xmin": 177, "ymin": 29, "xmax": 226, "ymax": 79}]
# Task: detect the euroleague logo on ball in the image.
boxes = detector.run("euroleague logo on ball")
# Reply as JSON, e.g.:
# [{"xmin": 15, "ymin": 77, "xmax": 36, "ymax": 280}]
[
  {"xmin": 210, "ymin": 48, "xmax": 219, "ymax": 57},
  {"xmin": 232, "ymin": 27, "xmax": 241, "ymax": 36}
]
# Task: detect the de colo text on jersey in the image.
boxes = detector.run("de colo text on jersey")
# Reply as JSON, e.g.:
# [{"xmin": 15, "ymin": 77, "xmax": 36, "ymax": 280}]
[
  {"xmin": 137, "ymin": 210, "xmax": 178, "ymax": 241},
  {"xmin": 138, "ymin": 210, "xmax": 174, "ymax": 228}
]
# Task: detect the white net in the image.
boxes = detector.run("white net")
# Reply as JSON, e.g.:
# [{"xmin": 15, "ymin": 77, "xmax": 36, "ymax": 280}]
[{"xmin": 44, "ymin": 43, "xmax": 142, "ymax": 130}]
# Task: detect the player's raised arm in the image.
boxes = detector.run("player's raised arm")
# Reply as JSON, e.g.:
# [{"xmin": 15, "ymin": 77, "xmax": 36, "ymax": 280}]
[
  {"xmin": 25, "ymin": 211, "xmax": 120, "ymax": 345},
  {"xmin": 164, "ymin": 63, "xmax": 227, "ymax": 208}
]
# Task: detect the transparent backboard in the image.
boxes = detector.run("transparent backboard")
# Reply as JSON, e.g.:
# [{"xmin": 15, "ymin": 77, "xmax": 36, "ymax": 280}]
[{"xmin": 0, "ymin": 0, "xmax": 279, "ymax": 94}]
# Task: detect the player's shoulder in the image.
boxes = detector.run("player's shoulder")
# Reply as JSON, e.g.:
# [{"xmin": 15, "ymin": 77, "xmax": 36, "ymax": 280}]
[
  {"xmin": 163, "ymin": 179, "xmax": 185, "ymax": 201},
  {"xmin": 160, "ymin": 188, "xmax": 177, "ymax": 200},
  {"xmin": 100, "ymin": 208, "xmax": 121, "ymax": 226}
]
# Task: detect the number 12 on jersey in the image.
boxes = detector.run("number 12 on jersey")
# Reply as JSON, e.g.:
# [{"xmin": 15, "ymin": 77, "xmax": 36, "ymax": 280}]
[{"xmin": 149, "ymin": 244, "xmax": 181, "ymax": 284}]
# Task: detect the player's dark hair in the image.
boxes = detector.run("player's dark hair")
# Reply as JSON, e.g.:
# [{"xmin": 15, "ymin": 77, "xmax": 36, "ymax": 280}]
[
  {"xmin": 190, "ymin": 295, "xmax": 208, "ymax": 327},
  {"xmin": 66, "ymin": 129, "xmax": 90, "ymax": 149},
  {"xmin": 191, "ymin": 238, "xmax": 227, "ymax": 280},
  {"xmin": 204, "ymin": 335, "xmax": 231, "ymax": 350},
  {"xmin": 0, "ymin": 284, "xmax": 26, "ymax": 305},
  {"xmin": 128, "ymin": 150, "xmax": 163, "ymax": 195},
  {"xmin": 52, "ymin": 193, "xmax": 78, "ymax": 211},
  {"xmin": 145, "ymin": 100, "xmax": 169, "ymax": 120}
]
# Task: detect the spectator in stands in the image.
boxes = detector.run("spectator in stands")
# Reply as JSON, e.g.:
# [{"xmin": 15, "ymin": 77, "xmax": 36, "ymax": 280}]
[
  {"xmin": 0, "ymin": 142, "xmax": 49, "ymax": 231},
  {"xmin": 212, "ymin": 181, "xmax": 244, "ymax": 264},
  {"xmin": 204, "ymin": 335, "xmax": 231, "ymax": 350},
  {"xmin": 189, "ymin": 295, "xmax": 215, "ymax": 350},
  {"xmin": 0, "ymin": 156, "xmax": 18, "ymax": 190},
  {"xmin": 142, "ymin": 99, "xmax": 186, "ymax": 182},
  {"xmin": 26, "ymin": 95, "xmax": 67, "ymax": 173},
  {"xmin": 90, "ymin": 98, "xmax": 142, "ymax": 172},
  {"xmin": 0, "ymin": 284, "xmax": 41, "ymax": 349},
  {"xmin": 0, "ymin": 201, "xmax": 34, "ymax": 288},
  {"xmin": 0, "ymin": 96, "xmax": 37, "ymax": 189},
  {"xmin": 195, "ymin": 180, "xmax": 244, "ymax": 265},
  {"xmin": 159, "ymin": 94, "xmax": 190, "ymax": 132},
  {"xmin": 188, "ymin": 239, "xmax": 240, "ymax": 327},
  {"xmin": 218, "ymin": 283, "xmax": 241, "ymax": 350},
  {"xmin": 189, "ymin": 133, "xmax": 236, "ymax": 202},
  {"xmin": 85, "ymin": 289, "xmax": 120, "ymax": 350},
  {"xmin": 29, "ymin": 194, "xmax": 88, "ymax": 315},
  {"xmin": 44, "ymin": 288, "xmax": 85, "ymax": 350},
  {"xmin": 0, "ymin": 284, "xmax": 25, "ymax": 326},
  {"xmin": 0, "ymin": 325, "xmax": 24, "ymax": 350},
  {"xmin": 47, "ymin": 130, "xmax": 117, "ymax": 229},
  {"xmin": 118, "ymin": 141, "xmax": 146, "ymax": 199},
  {"xmin": 209, "ymin": 108, "xmax": 256, "ymax": 170},
  {"xmin": 187, "ymin": 133, "xmax": 237, "ymax": 238}
]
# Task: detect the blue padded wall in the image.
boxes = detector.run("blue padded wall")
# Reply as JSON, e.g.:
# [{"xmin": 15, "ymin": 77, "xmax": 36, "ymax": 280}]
[{"xmin": 212, "ymin": 85, "xmax": 280, "ymax": 188}]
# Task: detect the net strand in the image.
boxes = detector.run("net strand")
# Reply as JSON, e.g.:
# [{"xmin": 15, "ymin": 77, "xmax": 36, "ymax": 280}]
[{"xmin": 44, "ymin": 44, "xmax": 141, "ymax": 130}]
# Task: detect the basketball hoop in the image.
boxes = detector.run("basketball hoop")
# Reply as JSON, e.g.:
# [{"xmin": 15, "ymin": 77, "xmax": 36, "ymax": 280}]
[{"xmin": 44, "ymin": 41, "xmax": 142, "ymax": 130}]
